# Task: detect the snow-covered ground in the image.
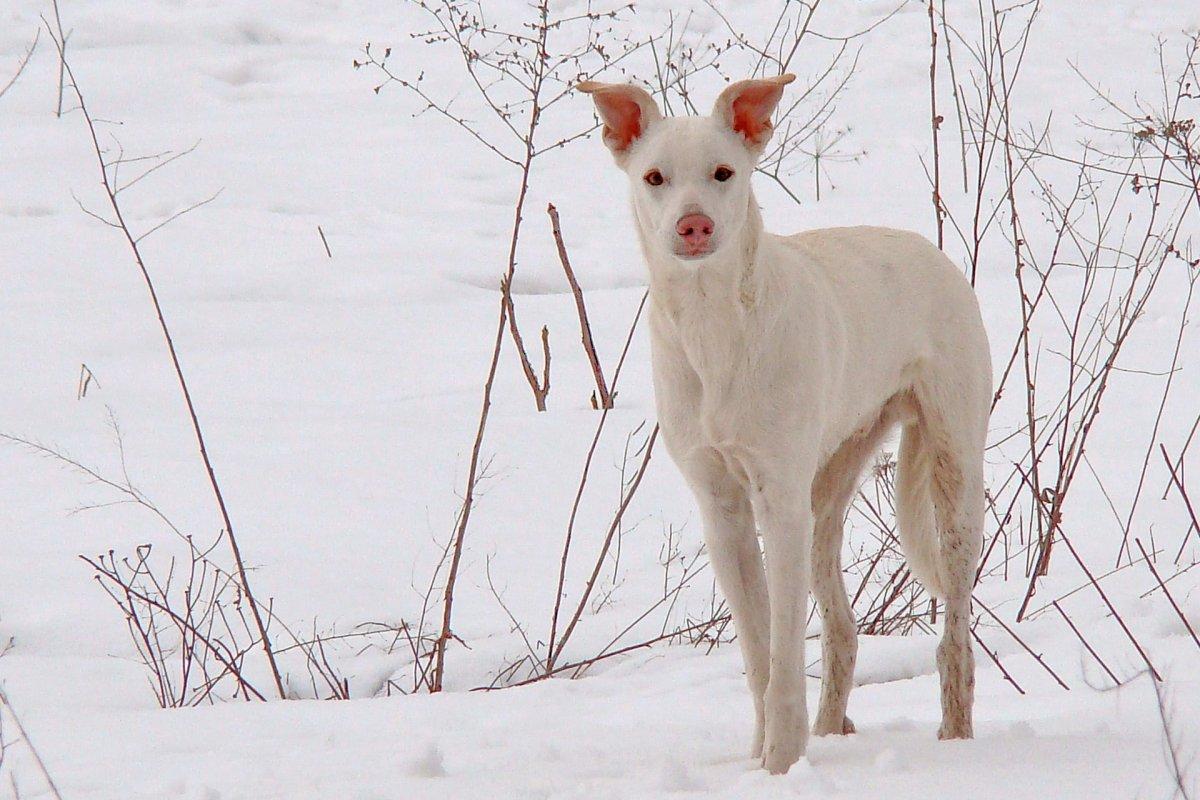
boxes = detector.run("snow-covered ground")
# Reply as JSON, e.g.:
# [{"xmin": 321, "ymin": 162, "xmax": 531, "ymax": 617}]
[{"xmin": 2, "ymin": 0, "xmax": 1199, "ymax": 797}]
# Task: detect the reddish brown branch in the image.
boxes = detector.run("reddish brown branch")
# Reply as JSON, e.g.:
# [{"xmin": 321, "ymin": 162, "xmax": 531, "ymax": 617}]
[
  {"xmin": 970, "ymin": 625, "xmax": 1025, "ymax": 695},
  {"xmin": 1051, "ymin": 601, "xmax": 1120, "ymax": 686},
  {"xmin": 974, "ymin": 595, "xmax": 1069, "ymax": 690},
  {"xmin": 927, "ymin": 0, "xmax": 944, "ymax": 248},
  {"xmin": 550, "ymin": 424, "xmax": 659, "ymax": 668},
  {"xmin": 495, "ymin": 611, "xmax": 728, "ymax": 691},
  {"xmin": 1135, "ymin": 539, "xmax": 1200, "ymax": 654},
  {"xmin": 431, "ymin": 296, "xmax": 509, "ymax": 692},
  {"xmin": 1161, "ymin": 444, "xmax": 1200, "ymax": 563},
  {"xmin": 1058, "ymin": 529, "xmax": 1160, "ymax": 680},
  {"xmin": 548, "ymin": 202, "xmax": 612, "ymax": 409},
  {"xmin": 546, "ymin": 291, "xmax": 648, "ymax": 673}
]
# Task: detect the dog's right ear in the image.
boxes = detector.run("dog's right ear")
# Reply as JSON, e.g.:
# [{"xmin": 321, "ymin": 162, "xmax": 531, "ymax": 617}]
[
  {"xmin": 712, "ymin": 74, "xmax": 795, "ymax": 154},
  {"xmin": 577, "ymin": 81, "xmax": 662, "ymax": 164}
]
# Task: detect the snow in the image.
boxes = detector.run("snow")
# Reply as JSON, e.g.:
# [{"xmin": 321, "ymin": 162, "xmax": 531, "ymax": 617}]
[
  {"xmin": 6, "ymin": 643, "xmax": 1193, "ymax": 799},
  {"xmin": 2, "ymin": 0, "xmax": 1199, "ymax": 798}
]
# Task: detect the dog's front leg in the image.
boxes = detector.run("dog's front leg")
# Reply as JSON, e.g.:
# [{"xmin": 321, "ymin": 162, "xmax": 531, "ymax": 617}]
[
  {"xmin": 681, "ymin": 451, "xmax": 770, "ymax": 758},
  {"xmin": 748, "ymin": 458, "xmax": 815, "ymax": 775}
]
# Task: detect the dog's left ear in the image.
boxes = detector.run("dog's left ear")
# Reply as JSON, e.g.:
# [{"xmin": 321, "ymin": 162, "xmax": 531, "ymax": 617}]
[{"xmin": 712, "ymin": 74, "xmax": 796, "ymax": 152}]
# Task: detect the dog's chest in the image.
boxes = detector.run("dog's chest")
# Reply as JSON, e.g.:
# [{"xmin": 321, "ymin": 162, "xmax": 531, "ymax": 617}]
[{"xmin": 652, "ymin": 300, "xmax": 777, "ymax": 452}]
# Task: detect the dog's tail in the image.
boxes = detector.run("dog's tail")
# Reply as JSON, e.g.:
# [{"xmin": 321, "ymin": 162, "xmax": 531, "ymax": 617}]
[{"xmin": 894, "ymin": 422, "xmax": 948, "ymax": 598}]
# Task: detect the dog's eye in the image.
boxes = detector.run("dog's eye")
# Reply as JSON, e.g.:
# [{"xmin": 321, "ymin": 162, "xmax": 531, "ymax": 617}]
[
  {"xmin": 714, "ymin": 166, "xmax": 735, "ymax": 182},
  {"xmin": 644, "ymin": 170, "xmax": 664, "ymax": 186}
]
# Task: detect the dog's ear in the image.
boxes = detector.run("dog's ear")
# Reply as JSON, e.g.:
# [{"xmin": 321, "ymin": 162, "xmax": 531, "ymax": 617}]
[
  {"xmin": 712, "ymin": 74, "xmax": 795, "ymax": 152},
  {"xmin": 577, "ymin": 81, "xmax": 662, "ymax": 162}
]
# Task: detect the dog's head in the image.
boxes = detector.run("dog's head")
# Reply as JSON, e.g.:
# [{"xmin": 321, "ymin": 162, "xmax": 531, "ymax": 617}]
[{"xmin": 578, "ymin": 75, "xmax": 794, "ymax": 266}]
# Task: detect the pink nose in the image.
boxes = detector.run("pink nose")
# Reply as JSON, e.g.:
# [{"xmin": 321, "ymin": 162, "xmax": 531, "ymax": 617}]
[{"xmin": 675, "ymin": 213, "xmax": 714, "ymax": 254}]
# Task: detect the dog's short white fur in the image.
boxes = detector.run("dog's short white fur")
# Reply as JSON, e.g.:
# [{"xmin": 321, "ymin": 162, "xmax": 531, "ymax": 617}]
[{"xmin": 579, "ymin": 75, "xmax": 992, "ymax": 774}]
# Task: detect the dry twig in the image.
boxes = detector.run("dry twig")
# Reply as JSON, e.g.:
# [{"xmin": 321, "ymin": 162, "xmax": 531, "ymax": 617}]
[{"xmin": 0, "ymin": 29, "xmax": 39, "ymax": 102}]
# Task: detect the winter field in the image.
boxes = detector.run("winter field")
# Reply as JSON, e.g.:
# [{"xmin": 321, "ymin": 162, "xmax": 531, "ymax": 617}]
[{"xmin": 2, "ymin": 0, "xmax": 1200, "ymax": 797}]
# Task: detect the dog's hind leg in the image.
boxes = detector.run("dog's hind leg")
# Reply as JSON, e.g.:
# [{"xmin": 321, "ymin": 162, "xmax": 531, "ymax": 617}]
[
  {"xmin": 932, "ymin": 455, "xmax": 983, "ymax": 740},
  {"xmin": 811, "ymin": 404, "xmax": 903, "ymax": 736},
  {"xmin": 916, "ymin": 385, "xmax": 987, "ymax": 740},
  {"xmin": 810, "ymin": 479, "xmax": 858, "ymax": 736}
]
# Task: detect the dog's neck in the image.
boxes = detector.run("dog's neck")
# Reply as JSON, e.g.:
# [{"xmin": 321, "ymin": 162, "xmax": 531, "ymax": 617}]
[{"xmin": 640, "ymin": 193, "xmax": 768, "ymax": 321}]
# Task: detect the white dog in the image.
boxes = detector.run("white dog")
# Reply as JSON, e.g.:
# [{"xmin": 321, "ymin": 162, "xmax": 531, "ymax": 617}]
[{"xmin": 579, "ymin": 75, "xmax": 991, "ymax": 774}]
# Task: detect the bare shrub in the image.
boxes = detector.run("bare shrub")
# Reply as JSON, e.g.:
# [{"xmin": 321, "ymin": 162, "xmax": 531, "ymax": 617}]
[
  {"xmin": 82, "ymin": 544, "xmax": 269, "ymax": 705},
  {"xmin": 2, "ymin": 420, "xmax": 354, "ymax": 704},
  {"xmin": 920, "ymin": 4, "xmax": 1200, "ymax": 690},
  {"xmin": 41, "ymin": 11, "xmax": 285, "ymax": 697},
  {"xmin": 358, "ymin": 0, "xmax": 661, "ymax": 692},
  {"xmin": 358, "ymin": 0, "xmax": 648, "ymax": 412},
  {"xmin": 653, "ymin": 2, "xmax": 883, "ymax": 205}
]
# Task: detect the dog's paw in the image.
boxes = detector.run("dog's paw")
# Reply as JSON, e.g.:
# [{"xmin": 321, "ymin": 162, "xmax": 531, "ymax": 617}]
[
  {"xmin": 761, "ymin": 737, "xmax": 805, "ymax": 775},
  {"xmin": 813, "ymin": 714, "xmax": 856, "ymax": 736},
  {"xmin": 937, "ymin": 719, "xmax": 973, "ymax": 740},
  {"xmin": 761, "ymin": 701, "xmax": 807, "ymax": 774}
]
